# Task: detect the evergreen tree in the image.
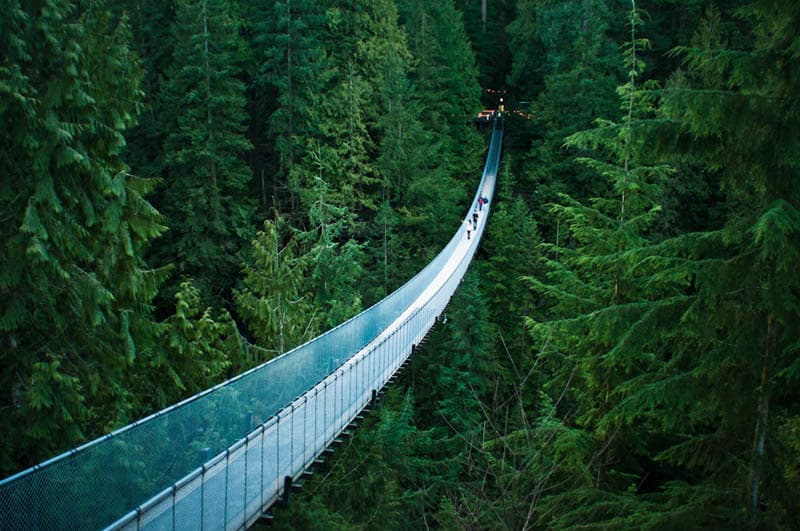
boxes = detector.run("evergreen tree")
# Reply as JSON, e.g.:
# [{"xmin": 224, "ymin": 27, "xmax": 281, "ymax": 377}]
[
  {"xmin": 453, "ymin": 0, "xmax": 516, "ymax": 90},
  {"xmin": 248, "ymin": 0, "xmax": 328, "ymax": 216},
  {"xmin": 269, "ymin": 388, "xmax": 441, "ymax": 530},
  {"xmin": 522, "ymin": 3, "xmax": 689, "ymax": 525},
  {"xmin": 298, "ymin": 177, "xmax": 365, "ymax": 329},
  {"xmin": 113, "ymin": 0, "xmax": 175, "ymax": 186},
  {"xmin": 415, "ymin": 272, "xmax": 496, "ymax": 435},
  {"xmin": 508, "ymin": 0, "xmax": 627, "ymax": 235},
  {"xmin": 517, "ymin": 2, "xmax": 800, "ymax": 527},
  {"xmin": 0, "ymin": 0, "xmax": 166, "ymax": 474},
  {"xmin": 398, "ymin": 0, "xmax": 484, "ymax": 170},
  {"xmin": 235, "ymin": 216, "xmax": 315, "ymax": 358},
  {"xmin": 646, "ymin": 3, "xmax": 800, "ymax": 525},
  {"xmin": 479, "ymin": 169, "xmax": 541, "ymax": 355},
  {"xmin": 396, "ymin": 0, "xmax": 485, "ymax": 255},
  {"xmin": 131, "ymin": 281, "xmax": 240, "ymax": 411},
  {"xmin": 156, "ymin": 0, "xmax": 256, "ymax": 306}
]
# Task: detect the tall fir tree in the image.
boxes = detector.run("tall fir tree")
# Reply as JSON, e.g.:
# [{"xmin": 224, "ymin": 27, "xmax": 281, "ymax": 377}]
[
  {"xmin": 129, "ymin": 280, "xmax": 240, "ymax": 412},
  {"xmin": 396, "ymin": 0, "xmax": 485, "ymax": 258},
  {"xmin": 113, "ymin": 0, "xmax": 175, "ymax": 187},
  {"xmin": 646, "ymin": 3, "xmax": 800, "ymax": 525},
  {"xmin": 235, "ymin": 216, "xmax": 316, "ymax": 358},
  {"xmin": 397, "ymin": 0, "xmax": 484, "ymax": 179},
  {"xmin": 453, "ymin": 0, "xmax": 516, "ymax": 90},
  {"xmin": 508, "ymin": 0, "xmax": 627, "ymax": 236},
  {"xmin": 517, "ymin": 2, "xmax": 800, "ymax": 527},
  {"xmin": 522, "ymin": 3, "xmax": 691, "ymax": 526},
  {"xmin": 248, "ymin": 0, "xmax": 328, "ymax": 216},
  {"xmin": 298, "ymin": 176, "xmax": 365, "ymax": 329},
  {"xmin": 0, "ymin": 0, "xmax": 167, "ymax": 474},
  {"xmin": 156, "ymin": 0, "xmax": 256, "ymax": 306}
]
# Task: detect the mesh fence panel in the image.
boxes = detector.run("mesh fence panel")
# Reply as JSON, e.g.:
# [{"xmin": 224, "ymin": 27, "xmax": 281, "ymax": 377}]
[{"xmin": 0, "ymin": 121, "xmax": 503, "ymax": 530}]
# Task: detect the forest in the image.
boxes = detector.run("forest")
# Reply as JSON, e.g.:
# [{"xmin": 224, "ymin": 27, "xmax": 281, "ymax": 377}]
[{"xmin": 1, "ymin": 0, "xmax": 799, "ymax": 528}]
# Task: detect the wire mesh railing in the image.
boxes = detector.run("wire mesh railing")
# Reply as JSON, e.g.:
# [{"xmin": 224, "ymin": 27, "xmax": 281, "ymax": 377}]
[{"xmin": 0, "ymin": 119, "xmax": 503, "ymax": 531}]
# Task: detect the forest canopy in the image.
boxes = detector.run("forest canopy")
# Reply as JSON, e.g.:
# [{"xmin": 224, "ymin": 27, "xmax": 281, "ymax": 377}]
[{"xmin": 1, "ymin": 0, "xmax": 798, "ymax": 528}]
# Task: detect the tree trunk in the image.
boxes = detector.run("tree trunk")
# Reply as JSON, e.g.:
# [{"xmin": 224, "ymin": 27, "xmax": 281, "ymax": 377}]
[
  {"xmin": 202, "ymin": 0, "xmax": 221, "ymax": 224},
  {"xmin": 750, "ymin": 312, "xmax": 776, "ymax": 521}
]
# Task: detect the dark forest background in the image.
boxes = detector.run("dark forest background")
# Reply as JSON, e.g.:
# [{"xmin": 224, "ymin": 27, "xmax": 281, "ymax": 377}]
[{"xmin": 1, "ymin": 0, "xmax": 799, "ymax": 528}]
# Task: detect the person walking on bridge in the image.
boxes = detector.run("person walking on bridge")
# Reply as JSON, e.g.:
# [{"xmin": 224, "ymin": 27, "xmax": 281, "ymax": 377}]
[{"xmin": 465, "ymin": 218, "xmax": 472, "ymax": 240}]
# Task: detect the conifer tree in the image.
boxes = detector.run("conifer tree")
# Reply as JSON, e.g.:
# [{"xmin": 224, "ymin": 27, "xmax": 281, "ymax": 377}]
[
  {"xmin": 453, "ymin": 0, "xmax": 516, "ymax": 90},
  {"xmin": 395, "ymin": 0, "xmax": 484, "ymax": 259},
  {"xmin": 0, "ymin": 0, "xmax": 166, "ymax": 473},
  {"xmin": 131, "ymin": 281, "xmax": 239, "ymax": 411},
  {"xmin": 398, "ymin": 0, "xmax": 484, "ymax": 179},
  {"xmin": 521, "ymin": 2, "xmax": 800, "ymax": 527},
  {"xmin": 248, "ymin": 0, "xmax": 328, "ymax": 215},
  {"xmin": 270, "ymin": 388, "xmax": 442, "ymax": 530},
  {"xmin": 479, "ymin": 171, "xmax": 541, "ymax": 355},
  {"xmin": 298, "ymin": 176, "xmax": 365, "ymax": 329},
  {"xmin": 157, "ymin": 0, "xmax": 256, "ymax": 306},
  {"xmin": 363, "ymin": 0, "xmax": 458, "ymax": 295},
  {"xmin": 508, "ymin": 0, "xmax": 627, "ymax": 230},
  {"xmin": 648, "ymin": 3, "xmax": 800, "ymax": 525},
  {"xmin": 113, "ymin": 0, "xmax": 175, "ymax": 186},
  {"xmin": 310, "ymin": 60, "xmax": 379, "ymax": 218},
  {"xmin": 235, "ymin": 216, "xmax": 315, "ymax": 358},
  {"xmin": 523, "ymin": 3, "xmax": 687, "ymax": 525}
]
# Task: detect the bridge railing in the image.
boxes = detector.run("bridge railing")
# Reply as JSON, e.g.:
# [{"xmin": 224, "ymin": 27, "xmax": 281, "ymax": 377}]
[{"xmin": 0, "ymin": 120, "xmax": 503, "ymax": 531}]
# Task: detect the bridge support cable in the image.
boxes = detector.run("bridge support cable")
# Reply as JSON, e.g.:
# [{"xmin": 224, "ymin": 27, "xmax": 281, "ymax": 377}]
[{"xmin": 0, "ymin": 120, "xmax": 504, "ymax": 531}]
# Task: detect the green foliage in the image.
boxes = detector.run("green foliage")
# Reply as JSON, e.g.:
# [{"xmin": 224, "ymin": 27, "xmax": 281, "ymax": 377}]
[
  {"xmin": 452, "ymin": 0, "xmax": 516, "ymax": 90},
  {"xmin": 650, "ymin": 3, "xmax": 800, "ymax": 524},
  {"xmin": 509, "ymin": 2, "xmax": 800, "ymax": 528},
  {"xmin": 148, "ymin": 281, "xmax": 238, "ymax": 408},
  {"xmin": 520, "ymin": 3, "xmax": 699, "ymax": 525},
  {"xmin": 509, "ymin": 0, "xmax": 627, "ymax": 233},
  {"xmin": 299, "ymin": 177, "xmax": 366, "ymax": 328},
  {"xmin": 424, "ymin": 271, "xmax": 496, "ymax": 434},
  {"xmin": 18, "ymin": 2, "xmax": 797, "ymax": 530},
  {"xmin": 248, "ymin": 0, "xmax": 328, "ymax": 215},
  {"xmin": 479, "ymin": 169, "xmax": 541, "ymax": 353},
  {"xmin": 397, "ymin": 0, "xmax": 484, "ymax": 178},
  {"xmin": 269, "ymin": 388, "xmax": 449, "ymax": 531},
  {"xmin": 156, "ymin": 0, "xmax": 256, "ymax": 306},
  {"xmin": 235, "ymin": 216, "xmax": 315, "ymax": 358},
  {"xmin": 395, "ymin": 0, "xmax": 485, "ymax": 261},
  {"xmin": 113, "ymin": 0, "xmax": 175, "ymax": 184},
  {"xmin": 0, "ymin": 0, "xmax": 166, "ymax": 474}
]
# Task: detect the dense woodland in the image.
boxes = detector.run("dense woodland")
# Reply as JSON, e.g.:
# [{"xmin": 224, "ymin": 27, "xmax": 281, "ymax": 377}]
[{"xmin": 1, "ymin": 0, "xmax": 799, "ymax": 528}]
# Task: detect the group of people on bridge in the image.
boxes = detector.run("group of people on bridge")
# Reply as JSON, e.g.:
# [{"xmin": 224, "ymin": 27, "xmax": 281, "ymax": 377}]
[{"xmin": 465, "ymin": 196, "xmax": 488, "ymax": 240}]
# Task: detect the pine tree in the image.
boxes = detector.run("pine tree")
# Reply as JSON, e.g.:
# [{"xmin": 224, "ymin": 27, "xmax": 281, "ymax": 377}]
[
  {"xmin": 398, "ymin": 0, "xmax": 484, "ymax": 163},
  {"xmin": 396, "ymin": 0, "xmax": 484, "ymax": 252},
  {"xmin": 0, "ymin": 0, "xmax": 166, "ymax": 474},
  {"xmin": 522, "ymin": 3, "xmax": 689, "ymax": 525},
  {"xmin": 156, "ymin": 0, "xmax": 256, "ymax": 306},
  {"xmin": 479, "ymin": 170, "xmax": 541, "ymax": 356},
  {"xmin": 269, "ymin": 388, "xmax": 441, "ymax": 530},
  {"xmin": 519, "ymin": 2, "xmax": 800, "ymax": 527},
  {"xmin": 298, "ymin": 177, "xmax": 365, "ymax": 329},
  {"xmin": 453, "ymin": 0, "xmax": 516, "ymax": 90},
  {"xmin": 113, "ymin": 0, "xmax": 175, "ymax": 186}
]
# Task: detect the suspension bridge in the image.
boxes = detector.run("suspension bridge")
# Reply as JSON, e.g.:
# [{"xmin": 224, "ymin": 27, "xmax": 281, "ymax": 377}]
[{"xmin": 0, "ymin": 119, "xmax": 504, "ymax": 530}]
